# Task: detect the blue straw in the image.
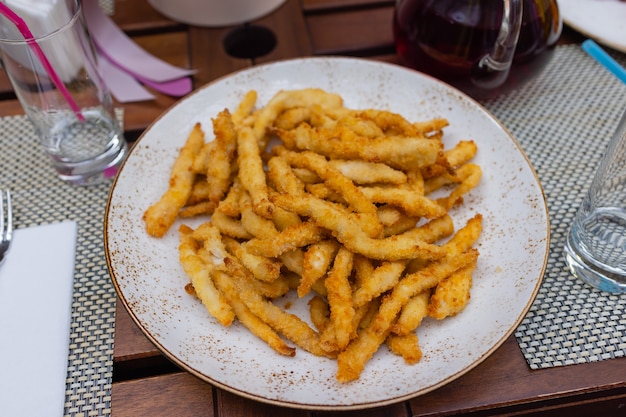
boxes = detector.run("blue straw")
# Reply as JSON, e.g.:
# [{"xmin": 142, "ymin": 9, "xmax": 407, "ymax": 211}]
[{"xmin": 582, "ymin": 39, "xmax": 626, "ymax": 85}]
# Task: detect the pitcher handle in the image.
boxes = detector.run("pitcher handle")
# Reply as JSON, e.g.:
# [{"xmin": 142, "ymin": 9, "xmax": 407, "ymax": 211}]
[{"xmin": 471, "ymin": 0, "xmax": 523, "ymax": 89}]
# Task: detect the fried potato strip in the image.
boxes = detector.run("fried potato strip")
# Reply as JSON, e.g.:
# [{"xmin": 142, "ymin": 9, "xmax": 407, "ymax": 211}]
[
  {"xmin": 320, "ymin": 247, "xmax": 355, "ymax": 352},
  {"xmin": 237, "ymin": 126, "xmax": 274, "ymax": 218},
  {"xmin": 206, "ymin": 109, "xmax": 238, "ymax": 204},
  {"xmin": 213, "ymin": 270, "xmax": 296, "ymax": 357},
  {"xmin": 143, "ymin": 123, "xmax": 205, "ymax": 237},
  {"xmin": 145, "ymin": 88, "xmax": 484, "ymax": 382},
  {"xmin": 336, "ymin": 215, "xmax": 482, "ymax": 382},
  {"xmin": 277, "ymin": 123, "xmax": 443, "ymax": 170},
  {"xmin": 178, "ymin": 224, "xmax": 234, "ymax": 326}
]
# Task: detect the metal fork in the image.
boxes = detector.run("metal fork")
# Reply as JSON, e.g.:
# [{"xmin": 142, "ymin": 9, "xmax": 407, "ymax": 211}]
[{"xmin": 0, "ymin": 190, "xmax": 13, "ymax": 265}]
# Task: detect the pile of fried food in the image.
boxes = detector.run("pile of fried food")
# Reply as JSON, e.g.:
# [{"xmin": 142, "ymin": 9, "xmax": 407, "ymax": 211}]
[{"xmin": 143, "ymin": 88, "xmax": 482, "ymax": 383}]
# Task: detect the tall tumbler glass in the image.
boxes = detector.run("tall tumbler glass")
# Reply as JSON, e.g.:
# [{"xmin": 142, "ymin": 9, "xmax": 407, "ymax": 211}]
[
  {"xmin": 564, "ymin": 110, "xmax": 626, "ymax": 293},
  {"xmin": 0, "ymin": 0, "xmax": 127, "ymax": 185}
]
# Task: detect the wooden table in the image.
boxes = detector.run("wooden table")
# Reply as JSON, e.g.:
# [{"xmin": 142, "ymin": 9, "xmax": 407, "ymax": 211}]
[{"xmin": 4, "ymin": 1, "xmax": 626, "ymax": 416}]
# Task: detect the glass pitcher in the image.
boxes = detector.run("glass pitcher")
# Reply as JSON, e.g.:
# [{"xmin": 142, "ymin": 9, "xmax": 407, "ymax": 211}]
[{"xmin": 393, "ymin": 0, "xmax": 562, "ymax": 99}]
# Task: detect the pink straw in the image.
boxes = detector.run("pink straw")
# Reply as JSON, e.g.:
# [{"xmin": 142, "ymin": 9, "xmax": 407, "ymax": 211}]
[{"xmin": 0, "ymin": 3, "xmax": 85, "ymax": 121}]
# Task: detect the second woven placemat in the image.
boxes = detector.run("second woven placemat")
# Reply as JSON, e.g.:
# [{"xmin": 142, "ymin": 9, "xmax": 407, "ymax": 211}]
[{"xmin": 483, "ymin": 44, "xmax": 626, "ymax": 369}]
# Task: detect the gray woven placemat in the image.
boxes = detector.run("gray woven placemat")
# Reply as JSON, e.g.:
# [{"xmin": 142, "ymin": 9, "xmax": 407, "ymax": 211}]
[
  {"xmin": 483, "ymin": 44, "xmax": 626, "ymax": 369},
  {"xmin": 0, "ymin": 112, "xmax": 121, "ymax": 416}
]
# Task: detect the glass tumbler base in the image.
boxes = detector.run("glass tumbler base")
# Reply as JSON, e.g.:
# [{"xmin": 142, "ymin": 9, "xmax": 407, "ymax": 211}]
[{"xmin": 564, "ymin": 235, "xmax": 626, "ymax": 293}]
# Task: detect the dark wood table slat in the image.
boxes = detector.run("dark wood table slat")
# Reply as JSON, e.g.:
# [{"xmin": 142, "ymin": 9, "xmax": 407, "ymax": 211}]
[
  {"xmin": 256, "ymin": 0, "xmax": 314, "ymax": 63},
  {"xmin": 0, "ymin": 72, "xmax": 12, "ymax": 97},
  {"xmin": 187, "ymin": 25, "xmax": 252, "ymax": 89},
  {"xmin": 109, "ymin": 0, "xmax": 181, "ymax": 31},
  {"xmin": 306, "ymin": 6, "xmax": 395, "ymax": 55},
  {"xmin": 111, "ymin": 373, "xmax": 215, "ymax": 417},
  {"xmin": 408, "ymin": 337, "xmax": 626, "ymax": 415},
  {"xmin": 303, "ymin": 0, "xmax": 394, "ymax": 12},
  {"xmin": 216, "ymin": 390, "xmax": 313, "ymax": 417},
  {"xmin": 113, "ymin": 300, "xmax": 161, "ymax": 362}
]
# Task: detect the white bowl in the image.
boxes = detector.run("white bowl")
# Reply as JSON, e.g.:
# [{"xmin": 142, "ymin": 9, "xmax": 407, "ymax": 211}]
[{"xmin": 148, "ymin": 0, "xmax": 287, "ymax": 27}]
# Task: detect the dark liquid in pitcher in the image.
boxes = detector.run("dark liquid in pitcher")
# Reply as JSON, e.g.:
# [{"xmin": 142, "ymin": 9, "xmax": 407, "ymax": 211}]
[{"xmin": 393, "ymin": 0, "xmax": 561, "ymax": 99}]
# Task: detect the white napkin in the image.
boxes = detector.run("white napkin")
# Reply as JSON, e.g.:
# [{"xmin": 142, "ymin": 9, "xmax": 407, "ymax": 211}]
[{"xmin": 0, "ymin": 221, "xmax": 77, "ymax": 417}]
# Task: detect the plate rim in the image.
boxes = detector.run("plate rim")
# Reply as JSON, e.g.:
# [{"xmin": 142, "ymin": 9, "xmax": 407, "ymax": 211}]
[{"xmin": 105, "ymin": 56, "xmax": 550, "ymax": 411}]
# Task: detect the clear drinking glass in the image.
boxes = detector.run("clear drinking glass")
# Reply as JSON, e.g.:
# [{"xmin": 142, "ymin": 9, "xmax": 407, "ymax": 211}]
[
  {"xmin": 564, "ymin": 110, "xmax": 626, "ymax": 293},
  {"xmin": 0, "ymin": 0, "xmax": 127, "ymax": 185}
]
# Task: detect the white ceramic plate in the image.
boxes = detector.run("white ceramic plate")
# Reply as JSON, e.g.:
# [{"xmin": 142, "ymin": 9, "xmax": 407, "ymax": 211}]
[
  {"xmin": 105, "ymin": 57, "xmax": 549, "ymax": 410},
  {"xmin": 559, "ymin": 0, "xmax": 626, "ymax": 53}
]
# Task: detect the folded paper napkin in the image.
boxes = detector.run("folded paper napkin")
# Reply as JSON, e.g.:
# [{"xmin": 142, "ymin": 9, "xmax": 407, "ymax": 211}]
[
  {"xmin": 0, "ymin": 221, "xmax": 77, "ymax": 417},
  {"xmin": 82, "ymin": 0, "xmax": 195, "ymax": 102}
]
